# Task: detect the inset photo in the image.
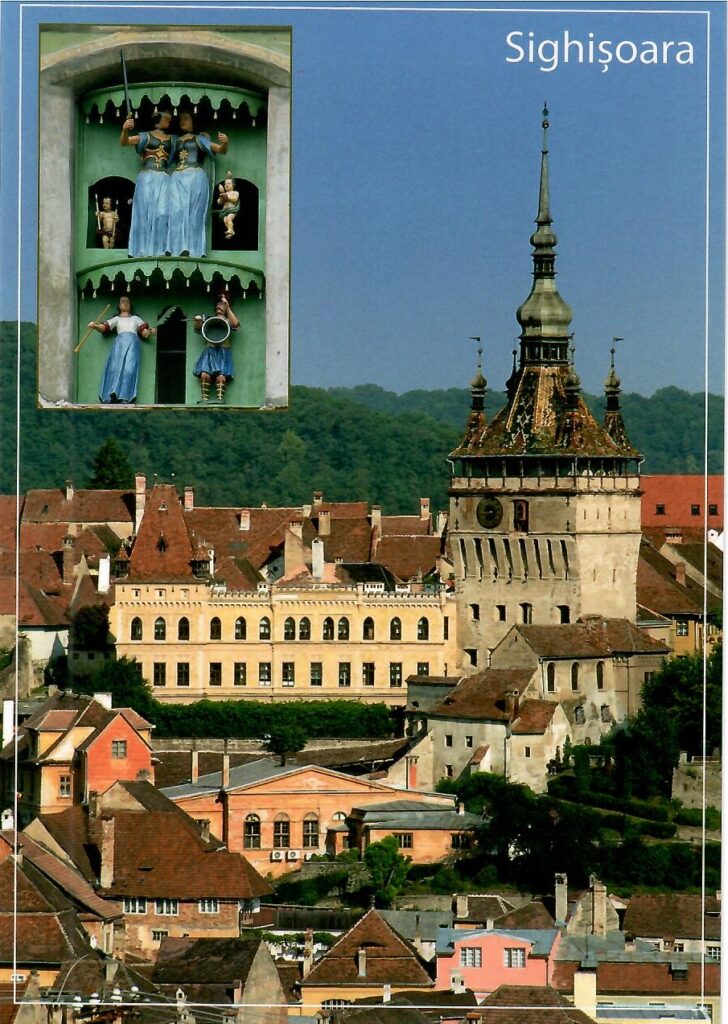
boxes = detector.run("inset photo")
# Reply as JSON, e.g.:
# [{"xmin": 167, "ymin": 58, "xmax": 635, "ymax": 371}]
[{"xmin": 38, "ymin": 25, "xmax": 290, "ymax": 409}]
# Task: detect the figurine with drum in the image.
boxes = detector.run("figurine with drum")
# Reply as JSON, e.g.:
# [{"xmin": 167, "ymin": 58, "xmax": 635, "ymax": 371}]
[{"xmin": 193, "ymin": 293, "xmax": 239, "ymax": 403}]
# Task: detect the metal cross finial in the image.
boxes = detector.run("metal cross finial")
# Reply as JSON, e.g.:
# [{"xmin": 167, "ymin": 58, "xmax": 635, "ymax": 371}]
[
  {"xmin": 611, "ymin": 336, "xmax": 623, "ymax": 369},
  {"xmin": 469, "ymin": 336, "xmax": 483, "ymax": 371}
]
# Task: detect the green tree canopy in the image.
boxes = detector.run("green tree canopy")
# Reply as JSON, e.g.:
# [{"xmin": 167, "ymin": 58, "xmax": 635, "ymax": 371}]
[
  {"xmin": 641, "ymin": 645, "xmax": 722, "ymax": 756},
  {"xmin": 69, "ymin": 604, "xmax": 112, "ymax": 651},
  {"xmin": 362, "ymin": 836, "xmax": 411, "ymax": 907},
  {"xmin": 86, "ymin": 436, "xmax": 135, "ymax": 489},
  {"xmin": 265, "ymin": 724, "xmax": 308, "ymax": 765}
]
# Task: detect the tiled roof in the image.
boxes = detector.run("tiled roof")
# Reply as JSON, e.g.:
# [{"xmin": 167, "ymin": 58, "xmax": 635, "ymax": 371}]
[
  {"xmin": 21, "ymin": 488, "xmax": 135, "ymax": 525},
  {"xmin": 374, "ymin": 536, "xmax": 442, "ymax": 582},
  {"xmin": 0, "ymin": 497, "xmax": 19, "ymax": 553},
  {"xmin": 318, "ymin": 520, "xmax": 374, "ymax": 563},
  {"xmin": 153, "ymin": 936, "xmax": 261, "ymax": 985},
  {"xmin": 493, "ymin": 899, "xmax": 556, "ymax": 930},
  {"xmin": 514, "ymin": 617, "xmax": 670, "ymax": 658},
  {"xmin": 427, "ymin": 670, "xmax": 534, "ymax": 721},
  {"xmin": 0, "ymin": 579, "xmax": 71, "ymax": 627},
  {"xmin": 455, "ymin": 894, "xmax": 516, "ymax": 924},
  {"xmin": 552, "ymin": 958, "xmax": 720, "ymax": 996},
  {"xmin": 637, "ymin": 542, "xmax": 719, "ymax": 617},
  {"xmin": 1, "ymin": 550, "xmax": 64, "ymax": 595},
  {"xmin": 128, "ymin": 484, "xmax": 197, "ymax": 582},
  {"xmin": 302, "ymin": 909, "xmax": 434, "ymax": 988},
  {"xmin": 380, "ymin": 516, "xmax": 432, "ymax": 536},
  {"xmin": 623, "ymin": 894, "xmax": 721, "ymax": 941},
  {"xmin": 640, "ymin": 475, "xmax": 723, "ymax": 529},
  {"xmin": 511, "ymin": 700, "xmax": 559, "ymax": 735},
  {"xmin": 184, "ymin": 505, "xmax": 298, "ymax": 572},
  {"xmin": 474, "ymin": 984, "xmax": 595, "ymax": 1024}
]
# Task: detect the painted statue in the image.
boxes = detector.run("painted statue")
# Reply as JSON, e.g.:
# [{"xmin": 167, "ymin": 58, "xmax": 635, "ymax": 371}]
[
  {"xmin": 88, "ymin": 295, "xmax": 155, "ymax": 403},
  {"xmin": 121, "ymin": 110, "xmax": 175, "ymax": 257},
  {"xmin": 96, "ymin": 196, "xmax": 119, "ymax": 249},
  {"xmin": 193, "ymin": 294, "xmax": 239, "ymax": 403},
  {"xmin": 167, "ymin": 111, "xmax": 229, "ymax": 257},
  {"xmin": 216, "ymin": 171, "xmax": 240, "ymax": 239}
]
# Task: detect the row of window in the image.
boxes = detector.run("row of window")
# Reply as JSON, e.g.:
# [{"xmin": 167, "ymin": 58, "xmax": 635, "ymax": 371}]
[
  {"xmin": 546, "ymin": 661, "xmax": 605, "ymax": 693},
  {"xmin": 459, "ymin": 947, "xmax": 526, "ymax": 968},
  {"xmin": 123, "ymin": 897, "xmax": 201, "ymax": 916},
  {"xmin": 131, "ymin": 615, "xmax": 433, "ymax": 643},
  {"xmin": 654, "ymin": 503, "xmax": 719, "ymax": 516},
  {"xmin": 244, "ymin": 813, "xmax": 320, "ymax": 850},
  {"xmin": 394, "ymin": 832, "xmax": 470, "ymax": 851},
  {"xmin": 152, "ymin": 661, "xmax": 428, "ymax": 688}
]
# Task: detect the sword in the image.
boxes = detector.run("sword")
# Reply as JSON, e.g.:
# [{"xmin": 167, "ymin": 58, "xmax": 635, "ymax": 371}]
[{"xmin": 120, "ymin": 50, "xmax": 132, "ymax": 119}]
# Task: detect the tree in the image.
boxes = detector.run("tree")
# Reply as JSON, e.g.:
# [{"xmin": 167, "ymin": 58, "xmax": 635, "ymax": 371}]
[
  {"xmin": 86, "ymin": 436, "xmax": 135, "ymax": 489},
  {"xmin": 264, "ymin": 724, "xmax": 308, "ymax": 766},
  {"xmin": 641, "ymin": 645, "xmax": 722, "ymax": 757},
  {"xmin": 362, "ymin": 836, "xmax": 411, "ymax": 907},
  {"xmin": 74, "ymin": 656, "xmax": 155, "ymax": 718},
  {"xmin": 69, "ymin": 604, "xmax": 112, "ymax": 651}
]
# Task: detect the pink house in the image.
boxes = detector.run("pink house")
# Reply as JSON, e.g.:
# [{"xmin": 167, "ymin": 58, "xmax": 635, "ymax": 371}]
[{"xmin": 435, "ymin": 927, "xmax": 562, "ymax": 999}]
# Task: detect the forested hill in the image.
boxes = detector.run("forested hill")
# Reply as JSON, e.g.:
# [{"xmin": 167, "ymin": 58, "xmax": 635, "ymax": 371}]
[{"xmin": 1, "ymin": 322, "xmax": 722, "ymax": 514}]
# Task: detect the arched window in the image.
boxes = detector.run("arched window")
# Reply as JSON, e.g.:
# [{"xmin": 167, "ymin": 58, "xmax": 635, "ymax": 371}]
[
  {"xmin": 243, "ymin": 814, "xmax": 261, "ymax": 850},
  {"xmin": 571, "ymin": 662, "xmax": 580, "ymax": 691},
  {"xmin": 303, "ymin": 813, "xmax": 319, "ymax": 849},
  {"xmin": 390, "ymin": 617, "xmax": 402, "ymax": 641},
  {"xmin": 596, "ymin": 661, "xmax": 605, "ymax": 690},
  {"xmin": 178, "ymin": 617, "xmax": 190, "ymax": 641},
  {"xmin": 273, "ymin": 814, "xmax": 290, "ymax": 849},
  {"xmin": 130, "ymin": 617, "xmax": 143, "ymax": 641},
  {"xmin": 235, "ymin": 616, "xmax": 246, "ymax": 641},
  {"xmin": 323, "ymin": 617, "xmax": 334, "ymax": 641},
  {"xmin": 362, "ymin": 617, "xmax": 375, "ymax": 641},
  {"xmin": 417, "ymin": 617, "xmax": 429, "ymax": 641},
  {"xmin": 547, "ymin": 663, "xmax": 556, "ymax": 693},
  {"xmin": 210, "ymin": 616, "xmax": 222, "ymax": 641},
  {"xmin": 513, "ymin": 500, "xmax": 529, "ymax": 532},
  {"xmin": 299, "ymin": 617, "xmax": 311, "ymax": 641},
  {"xmin": 154, "ymin": 617, "xmax": 166, "ymax": 641},
  {"xmin": 337, "ymin": 617, "xmax": 350, "ymax": 641},
  {"xmin": 259, "ymin": 617, "xmax": 271, "ymax": 640},
  {"xmin": 284, "ymin": 617, "xmax": 296, "ymax": 641}
]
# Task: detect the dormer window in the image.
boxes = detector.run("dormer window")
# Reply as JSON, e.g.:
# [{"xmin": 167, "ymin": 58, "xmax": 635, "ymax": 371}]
[{"xmin": 157, "ymin": 533, "xmax": 167, "ymax": 553}]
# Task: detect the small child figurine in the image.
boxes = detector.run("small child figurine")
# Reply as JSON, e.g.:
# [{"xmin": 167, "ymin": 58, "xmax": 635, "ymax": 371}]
[
  {"xmin": 97, "ymin": 197, "xmax": 119, "ymax": 249},
  {"xmin": 216, "ymin": 172, "xmax": 240, "ymax": 239}
]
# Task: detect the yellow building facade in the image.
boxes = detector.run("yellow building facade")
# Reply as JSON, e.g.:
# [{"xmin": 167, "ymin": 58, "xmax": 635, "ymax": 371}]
[{"xmin": 113, "ymin": 579, "xmax": 458, "ymax": 705}]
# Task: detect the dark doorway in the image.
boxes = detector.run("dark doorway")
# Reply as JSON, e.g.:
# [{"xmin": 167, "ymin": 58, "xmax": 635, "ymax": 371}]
[
  {"xmin": 88, "ymin": 177, "xmax": 135, "ymax": 249},
  {"xmin": 155, "ymin": 307, "xmax": 187, "ymax": 404}
]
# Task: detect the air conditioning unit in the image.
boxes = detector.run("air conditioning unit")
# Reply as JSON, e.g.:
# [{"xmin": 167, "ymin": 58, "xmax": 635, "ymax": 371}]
[
  {"xmin": 286, "ymin": 850, "xmax": 300, "ymax": 861},
  {"xmin": 270, "ymin": 850, "xmax": 284, "ymax": 862}
]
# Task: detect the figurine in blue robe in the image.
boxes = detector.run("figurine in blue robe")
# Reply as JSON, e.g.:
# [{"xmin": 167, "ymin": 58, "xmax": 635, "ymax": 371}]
[
  {"xmin": 121, "ymin": 110, "xmax": 175, "ymax": 257},
  {"xmin": 89, "ymin": 296, "xmax": 155, "ymax": 403},
  {"xmin": 167, "ymin": 111, "xmax": 229, "ymax": 257}
]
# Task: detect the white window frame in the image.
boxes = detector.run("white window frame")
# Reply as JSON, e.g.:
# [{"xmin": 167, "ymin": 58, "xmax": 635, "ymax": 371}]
[
  {"xmin": 155, "ymin": 899, "xmax": 179, "ymax": 916},
  {"xmin": 198, "ymin": 898, "xmax": 220, "ymax": 914},
  {"xmin": 123, "ymin": 897, "xmax": 147, "ymax": 915}
]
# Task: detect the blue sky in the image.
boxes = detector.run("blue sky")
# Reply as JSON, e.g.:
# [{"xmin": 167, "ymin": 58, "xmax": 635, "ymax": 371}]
[{"xmin": 1, "ymin": 0, "xmax": 724, "ymax": 397}]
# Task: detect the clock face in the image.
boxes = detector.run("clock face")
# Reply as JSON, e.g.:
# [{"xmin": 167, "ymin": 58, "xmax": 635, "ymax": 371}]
[{"xmin": 476, "ymin": 497, "xmax": 503, "ymax": 529}]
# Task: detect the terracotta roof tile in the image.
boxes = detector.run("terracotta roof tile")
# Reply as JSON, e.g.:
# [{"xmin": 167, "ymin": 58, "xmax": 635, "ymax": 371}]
[
  {"xmin": 302, "ymin": 909, "xmax": 433, "ymax": 988},
  {"xmin": 623, "ymin": 894, "xmax": 720, "ymax": 941},
  {"xmin": 374, "ymin": 536, "xmax": 442, "ymax": 581},
  {"xmin": 552, "ymin": 958, "xmax": 720, "ymax": 996},
  {"xmin": 637, "ymin": 542, "xmax": 719, "ymax": 617},
  {"xmin": 493, "ymin": 900, "xmax": 555, "ymax": 930},
  {"xmin": 475, "ymin": 984, "xmax": 595, "ymax": 1024},
  {"xmin": 511, "ymin": 700, "xmax": 558, "ymax": 735},
  {"xmin": 641, "ymin": 475, "xmax": 723, "ymax": 529},
  {"xmin": 153, "ymin": 936, "xmax": 262, "ymax": 985},
  {"xmin": 515, "ymin": 618, "xmax": 670, "ymax": 658},
  {"xmin": 128, "ymin": 485, "xmax": 196, "ymax": 582},
  {"xmin": 428, "ymin": 670, "xmax": 534, "ymax": 721},
  {"xmin": 455, "ymin": 894, "xmax": 515, "ymax": 924},
  {"xmin": 380, "ymin": 516, "xmax": 432, "ymax": 536},
  {"xmin": 21, "ymin": 489, "xmax": 135, "ymax": 525},
  {"xmin": 0, "ymin": 497, "xmax": 19, "ymax": 553}
]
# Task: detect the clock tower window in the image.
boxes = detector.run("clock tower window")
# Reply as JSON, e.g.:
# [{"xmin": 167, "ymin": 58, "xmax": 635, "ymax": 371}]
[{"xmin": 513, "ymin": 501, "xmax": 529, "ymax": 531}]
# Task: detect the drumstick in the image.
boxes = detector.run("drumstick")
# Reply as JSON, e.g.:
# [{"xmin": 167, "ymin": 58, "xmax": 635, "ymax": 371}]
[{"xmin": 75, "ymin": 304, "xmax": 111, "ymax": 353}]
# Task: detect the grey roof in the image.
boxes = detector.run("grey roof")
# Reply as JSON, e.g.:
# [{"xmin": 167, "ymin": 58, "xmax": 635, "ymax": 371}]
[
  {"xmin": 380, "ymin": 910, "xmax": 454, "ymax": 943},
  {"xmin": 436, "ymin": 926, "xmax": 559, "ymax": 957},
  {"xmin": 360, "ymin": 809, "xmax": 481, "ymax": 831},
  {"xmin": 354, "ymin": 799, "xmax": 454, "ymax": 813},
  {"xmin": 162, "ymin": 757, "xmax": 306, "ymax": 799},
  {"xmin": 556, "ymin": 934, "xmax": 708, "ymax": 964},
  {"xmin": 596, "ymin": 1011, "xmax": 707, "ymax": 1021}
]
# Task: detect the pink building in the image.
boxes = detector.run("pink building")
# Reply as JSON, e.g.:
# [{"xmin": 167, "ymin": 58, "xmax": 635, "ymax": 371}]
[{"xmin": 435, "ymin": 927, "xmax": 562, "ymax": 999}]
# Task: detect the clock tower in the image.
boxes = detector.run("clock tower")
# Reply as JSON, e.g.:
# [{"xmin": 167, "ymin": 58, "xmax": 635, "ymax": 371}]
[{"xmin": 449, "ymin": 109, "xmax": 643, "ymax": 668}]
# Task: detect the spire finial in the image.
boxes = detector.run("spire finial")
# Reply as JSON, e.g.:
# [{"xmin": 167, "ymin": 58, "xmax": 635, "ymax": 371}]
[
  {"xmin": 605, "ymin": 336, "xmax": 623, "ymax": 394},
  {"xmin": 469, "ymin": 336, "xmax": 486, "ymax": 410}
]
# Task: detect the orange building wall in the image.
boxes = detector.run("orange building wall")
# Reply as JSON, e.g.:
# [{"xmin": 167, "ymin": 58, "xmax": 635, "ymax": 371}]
[
  {"xmin": 363, "ymin": 826, "xmax": 471, "ymax": 864},
  {"xmin": 84, "ymin": 717, "xmax": 155, "ymax": 796}
]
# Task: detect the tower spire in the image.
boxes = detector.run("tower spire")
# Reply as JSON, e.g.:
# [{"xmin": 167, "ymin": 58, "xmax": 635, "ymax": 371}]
[
  {"xmin": 515, "ymin": 106, "xmax": 573, "ymax": 366},
  {"xmin": 469, "ymin": 336, "xmax": 486, "ymax": 411}
]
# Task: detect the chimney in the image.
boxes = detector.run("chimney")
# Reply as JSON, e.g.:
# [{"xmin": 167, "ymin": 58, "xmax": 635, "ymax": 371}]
[
  {"xmin": 199, "ymin": 819, "xmax": 210, "ymax": 843},
  {"xmin": 573, "ymin": 962, "xmax": 598, "ymax": 1018},
  {"xmin": 357, "ymin": 947, "xmax": 366, "ymax": 977},
  {"xmin": 93, "ymin": 692, "xmax": 113, "ymax": 710},
  {"xmin": 98, "ymin": 554, "xmax": 111, "ymax": 595},
  {"xmin": 503, "ymin": 689, "xmax": 520, "ymax": 719},
  {"xmin": 99, "ymin": 817, "xmax": 115, "ymax": 888},
  {"xmin": 312, "ymin": 538, "xmax": 325, "ymax": 581},
  {"xmin": 239, "ymin": 509, "xmax": 251, "ymax": 531},
  {"xmin": 675, "ymin": 562, "xmax": 686, "ymax": 587},
  {"xmin": 302, "ymin": 928, "xmax": 315, "ymax": 978},
  {"xmin": 318, "ymin": 510, "xmax": 331, "ymax": 536},
  {"xmin": 208, "ymin": 547, "xmax": 215, "ymax": 578},
  {"xmin": 284, "ymin": 520, "xmax": 306, "ymax": 576},
  {"xmin": 555, "ymin": 872, "xmax": 568, "ymax": 925},
  {"xmin": 2, "ymin": 699, "xmax": 15, "ymax": 749},
  {"xmin": 590, "ymin": 875, "xmax": 608, "ymax": 936},
  {"xmin": 65, "ymin": 480, "xmax": 74, "ymax": 502},
  {"xmin": 1, "ymin": 809, "xmax": 14, "ymax": 830},
  {"xmin": 313, "ymin": 491, "xmax": 323, "ymax": 507},
  {"xmin": 191, "ymin": 746, "xmax": 199, "ymax": 784},
  {"xmin": 457, "ymin": 801, "xmax": 465, "ymax": 816},
  {"xmin": 455, "ymin": 894, "xmax": 469, "ymax": 919},
  {"xmin": 134, "ymin": 474, "xmax": 147, "ymax": 533},
  {"xmin": 232, "ymin": 979, "xmax": 243, "ymax": 1005},
  {"xmin": 221, "ymin": 742, "xmax": 230, "ymax": 789},
  {"xmin": 88, "ymin": 791, "xmax": 101, "ymax": 818},
  {"xmin": 62, "ymin": 533, "xmax": 75, "ymax": 586},
  {"xmin": 420, "ymin": 497, "xmax": 430, "ymax": 521},
  {"xmin": 371, "ymin": 506, "xmax": 382, "ymax": 531},
  {"xmin": 184, "ymin": 486, "xmax": 194, "ymax": 512},
  {"xmin": 382, "ymin": 984, "xmax": 392, "ymax": 1004},
  {"xmin": 436, "ymin": 510, "xmax": 448, "ymax": 536},
  {"xmin": 406, "ymin": 755, "xmax": 418, "ymax": 790}
]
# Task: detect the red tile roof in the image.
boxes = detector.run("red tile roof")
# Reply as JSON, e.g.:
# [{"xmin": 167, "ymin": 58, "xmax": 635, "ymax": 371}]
[
  {"xmin": 374, "ymin": 536, "xmax": 442, "ymax": 581},
  {"xmin": 637, "ymin": 542, "xmax": 719, "ymax": 617},
  {"xmin": 380, "ymin": 516, "xmax": 432, "ymax": 536},
  {"xmin": 22, "ymin": 488, "xmax": 135, "ymax": 525},
  {"xmin": 623, "ymin": 894, "xmax": 720, "ymax": 941},
  {"xmin": 302, "ymin": 909, "xmax": 433, "ymax": 988},
  {"xmin": 552, "ymin": 958, "xmax": 720, "ymax": 996},
  {"xmin": 511, "ymin": 700, "xmax": 558, "ymax": 735},
  {"xmin": 428, "ymin": 670, "xmax": 534, "ymax": 722},
  {"xmin": 493, "ymin": 900, "xmax": 555, "ymax": 930},
  {"xmin": 474, "ymin": 984, "xmax": 595, "ymax": 1024},
  {"xmin": 128, "ymin": 485, "xmax": 197, "ymax": 582},
  {"xmin": 515, "ymin": 618, "xmax": 670, "ymax": 658},
  {"xmin": 0, "ymin": 497, "xmax": 19, "ymax": 554},
  {"xmin": 640, "ymin": 475, "xmax": 723, "ymax": 529}
]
